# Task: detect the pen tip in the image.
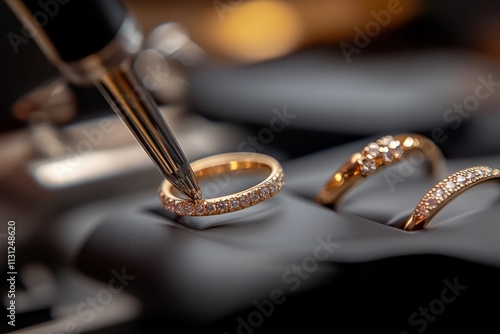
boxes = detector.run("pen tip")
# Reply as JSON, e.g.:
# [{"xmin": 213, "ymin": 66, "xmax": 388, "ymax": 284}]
[
  {"xmin": 169, "ymin": 166, "xmax": 202, "ymax": 200},
  {"xmin": 191, "ymin": 189, "xmax": 202, "ymax": 200}
]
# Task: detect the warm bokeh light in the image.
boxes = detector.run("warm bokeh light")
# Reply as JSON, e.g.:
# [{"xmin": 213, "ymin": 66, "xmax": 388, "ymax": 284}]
[{"xmin": 201, "ymin": 1, "xmax": 303, "ymax": 63}]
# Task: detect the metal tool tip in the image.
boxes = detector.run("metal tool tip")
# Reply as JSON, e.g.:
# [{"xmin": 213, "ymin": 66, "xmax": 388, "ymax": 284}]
[
  {"xmin": 172, "ymin": 166, "xmax": 202, "ymax": 201},
  {"xmin": 190, "ymin": 189, "xmax": 202, "ymax": 200}
]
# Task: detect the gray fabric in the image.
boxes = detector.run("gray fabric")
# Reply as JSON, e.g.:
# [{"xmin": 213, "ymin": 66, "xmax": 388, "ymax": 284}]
[
  {"xmin": 60, "ymin": 139, "xmax": 500, "ymax": 327},
  {"xmin": 190, "ymin": 50, "xmax": 500, "ymax": 135}
]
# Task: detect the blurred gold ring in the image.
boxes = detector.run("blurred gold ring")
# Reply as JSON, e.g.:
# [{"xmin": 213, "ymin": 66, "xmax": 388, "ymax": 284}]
[
  {"xmin": 158, "ymin": 152, "xmax": 284, "ymax": 216},
  {"xmin": 405, "ymin": 166, "xmax": 500, "ymax": 231},
  {"xmin": 316, "ymin": 134, "xmax": 446, "ymax": 208}
]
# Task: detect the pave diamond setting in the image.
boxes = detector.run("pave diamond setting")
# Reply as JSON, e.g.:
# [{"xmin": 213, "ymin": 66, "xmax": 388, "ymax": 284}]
[
  {"xmin": 160, "ymin": 172, "xmax": 285, "ymax": 216},
  {"xmin": 411, "ymin": 166, "xmax": 498, "ymax": 221},
  {"xmin": 357, "ymin": 135, "xmax": 404, "ymax": 176}
]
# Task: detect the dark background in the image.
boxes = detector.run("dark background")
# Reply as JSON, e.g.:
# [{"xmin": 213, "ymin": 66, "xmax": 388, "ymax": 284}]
[{"xmin": 2, "ymin": 0, "xmax": 500, "ymax": 333}]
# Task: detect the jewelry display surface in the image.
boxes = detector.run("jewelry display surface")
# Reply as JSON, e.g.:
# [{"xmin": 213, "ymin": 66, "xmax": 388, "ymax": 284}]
[
  {"xmin": 159, "ymin": 153, "xmax": 284, "ymax": 216},
  {"xmin": 4, "ymin": 1, "xmax": 500, "ymax": 333}
]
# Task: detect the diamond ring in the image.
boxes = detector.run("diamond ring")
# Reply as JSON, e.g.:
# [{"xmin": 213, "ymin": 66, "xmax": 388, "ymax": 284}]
[
  {"xmin": 158, "ymin": 152, "xmax": 284, "ymax": 216},
  {"xmin": 316, "ymin": 134, "xmax": 446, "ymax": 208},
  {"xmin": 404, "ymin": 166, "xmax": 500, "ymax": 231}
]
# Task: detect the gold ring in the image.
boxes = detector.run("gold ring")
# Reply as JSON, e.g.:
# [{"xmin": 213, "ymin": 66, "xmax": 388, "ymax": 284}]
[
  {"xmin": 404, "ymin": 166, "xmax": 500, "ymax": 231},
  {"xmin": 316, "ymin": 134, "xmax": 446, "ymax": 208},
  {"xmin": 158, "ymin": 152, "xmax": 284, "ymax": 216}
]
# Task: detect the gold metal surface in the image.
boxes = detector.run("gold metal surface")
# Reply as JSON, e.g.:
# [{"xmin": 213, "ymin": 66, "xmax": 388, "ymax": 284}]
[
  {"xmin": 159, "ymin": 153, "xmax": 284, "ymax": 216},
  {"xmin": 404, "ymin": 166, "xmax": 500, "ymax": 231},
  {"xmin": 316, "ymin": 134, "xmax": 446, "ymax": 208}
]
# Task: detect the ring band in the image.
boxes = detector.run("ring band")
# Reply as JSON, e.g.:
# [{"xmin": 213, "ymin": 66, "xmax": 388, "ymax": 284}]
[
  {"xmin": 316, "ymin": 134, "xmax": 446, "ymax": 208},
  {"xmin": 158, "ymin": 153, "xmax": 284, "ymax": 216},
  {"xmin": 404, "ymin": 166, "xmax": 500, "ymax": 231}
]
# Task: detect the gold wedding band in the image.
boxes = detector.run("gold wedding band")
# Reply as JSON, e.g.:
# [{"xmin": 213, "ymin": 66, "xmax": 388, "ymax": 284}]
[
  {"xmin": 404, "ymin": 166, "xmax": 500, "ymax": 231},
  {"xmin": 316, "ymin": 134, "xmax": 446, "ymax": 208},
  {"xmin": 158, "ymin": 152, "xmax": 284, "ymax": 216}
]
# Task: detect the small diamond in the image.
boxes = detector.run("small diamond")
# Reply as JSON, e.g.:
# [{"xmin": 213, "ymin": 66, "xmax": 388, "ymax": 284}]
[
  {"xmin": 379, "ymin": 136, "xmax": 394, "ymax": 146},
  {"xmin": 484, "ymin": 167, "xmax": 493, "ymax": 175},
  {"xmin": 250, "ymin": 191, "xmax": 260, "ymax": 202},
  {"xmin": 426, "ymin": 197, "xmax": 438, "ymax": 209},
  {"xmin": 476, "ymin": 169, "xmax": 484, "ymax": 176},
  {"xmin": 359, "ymin": 158, "xmax": 377, "ymax": 176},
  {"xmin": 467, "ymin": 172, "xmax": 476, "ymax": 181},
  {"xmin": 416, "ymin": 205, "xmax": 430, "ymax": 218},
  {"xmin": 260, "ymin": 186, "xmax": 270, "ymax": 198},
  {"xmin": 456, "ymin": 175, "xmax": 466, "ymax": 185},
  {"xmin": 240, "ymin": 194, "xmax": 251, "ymax": 206},
  {"xmin": 175, "ymin": 203, "xmax": 186, "ymax": 215},
  {"xmin": 195, "ymin": 203, "xmax": 205, "ymax": 215},
  {"xmin": 363, "ymin": 143, "xmax": 380, "ymax": 158},
  {"xmin": 392, "ymin": 145, "xmax": 404, "ymax": 159},
  {"xmin": 206, "ymin": 203, "xmax": 216, "ymax": 214},
  {"xmin": 269, "ymin": 181, "xmax": 277, "ymax": 194},
  {"xmin": 185, "ymin": 203, "xmax": 195, "ymax": 215},
  {"xmin": 387, "ymin": 140, "xmax": 401, "ymax": 150},
  {"xmin": 217, "ymin": 201, "xmax": 228, "ymax": 212},
  {"xmin": 494, "ymin": 169, "xmax": 500, "ymax": 176},
  {"xmin": 166, "ymin": 200, "xmax": 175, "ymax": 211},
  {"xmin": 433, "ymin": 188, "xmax": 444, "ymax": 200},
  {"xmin": 445, "ymin": 181, "xmax": 455, "ymax": 190},
  {"xmin": 230, "ymin": 198, "xmax": 240, "ymax": 209},
  {"xmin": 379, "ymin": 147, "xmax": 393, "ymax": 163}
]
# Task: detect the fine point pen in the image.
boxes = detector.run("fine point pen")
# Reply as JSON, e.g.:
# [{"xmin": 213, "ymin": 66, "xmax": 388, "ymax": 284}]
[{"xmin": 6, "ymin": 0, "xmax": 202, "ymax": 200}]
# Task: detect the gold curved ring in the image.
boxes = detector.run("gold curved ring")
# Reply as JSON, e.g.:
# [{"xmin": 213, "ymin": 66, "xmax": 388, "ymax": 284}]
[
  {"xmin": 158, "ymin": 152, "xmax": 284, "ymax": 216},
  {"xmin": 316, "ymin": 134, "xmax": 446, "ymax": 208},
  {"xmin": 405, "ymin": 166, "xmax": 500, "ymax": 231}
]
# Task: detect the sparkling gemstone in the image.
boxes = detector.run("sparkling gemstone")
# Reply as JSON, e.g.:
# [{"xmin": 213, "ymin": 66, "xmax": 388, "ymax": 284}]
[
  {"xmin": 433, "ymin": 188, "xmax": 444, "ymax": 200},
  {"xmin": 363, "ymin": 143, "xmax": 380, "ymax": 158},
  {"xmin": 240, "ymin": 194, "xmax": 251, "ymax": 206},
  {"xmin": 392, "ymin": 145, "xmax": 404, "ymax": 159},
  {"xmin": 379, "ymin": 148, "xmax": 393, "ymax": 163},
  {"xmin": 217, "ymin": 201, "xmax": 227, "ymax": 212},
  {"xmin": 494, "ymin": 169, "xmax": 500, "ymax": 176},
  {"xmin": 206, "ymin": 203, "xmax": 216, "ymax": 214},
  {"xmin": 388, "ymin": 140, "xmax": 401, "ymax": 150},
  {"xmin": 195, "ymin": 203, "xmax": 205, "ymax": 215},
  {"xmin": 185, "ymin": 203, "xmax": 195, "ymax": 215},
  {"xmin": 230, "ymin": 198, "xmax": 240, "ymax": 209},
  {"xmin": 269, "ymin": 182, "xmax": 277, "ymax": 194},
  {"xmin": 260, "ymin": 186, "xmax": 270, "ymax": 198},
  {"xmin": 416, "ymin": 206, "xmax": 429, "ymax": 218},
  {"xmin": 379, "ymin": 136, "xmax": 394, "ymax": 146},
  {"xmin": 467, "ymin": 172, "xmax": 476, "ymax": 181},
  {"xmin": 484, "ymin": 167, "xmax": 493, "ymax": 175},
  {"xmin": 426, "ymin": 197, "xmax": 438, "ymax": 209},
  {"xmin": 380, "ymin": 151, "xmax": 392, "ymax": 162},
  {"xmin": 166, "ymin": 200, "xmax": 175, "ymax": 211},
  {"xmin": 250, "ymin": 191, "xmax": 260, "ymax": 202},
  {"xmin": 175, "ymin": 203, "xmax": 186, "ymax": 215},
  {"xmin": 359, "ymin": 159, "xmax": 377, "ymax": 176},
  {"xmin": 456, "ymin": 175, "xmax": 466, "ymax": 185},
  {"xmin": 446, "ymin": 181, "xmax": 455, "ymax": 190}
]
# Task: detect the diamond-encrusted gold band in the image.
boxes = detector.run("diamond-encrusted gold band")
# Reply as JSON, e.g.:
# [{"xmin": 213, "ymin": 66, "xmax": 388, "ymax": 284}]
[
  {"xmin": 158, "ymin": 153, "xmax": 284, "ymax": 216},
  {"xmin": 404, "ymin": 166, "xmax": 500, "ymax": 231},
  {"xmin": 316, "ymin": 134, "xmax": 446, "ymax": 208}
]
